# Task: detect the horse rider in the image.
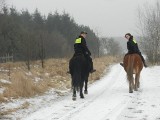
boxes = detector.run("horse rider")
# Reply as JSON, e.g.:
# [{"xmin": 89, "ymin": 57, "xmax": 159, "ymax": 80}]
[
  {"xmin": 68, "ymin": 31, "xmax": 96, "ymax": 74},
  {"xmin": 120, "ymin": 33, "xmax": 147, "ymax": 68}
]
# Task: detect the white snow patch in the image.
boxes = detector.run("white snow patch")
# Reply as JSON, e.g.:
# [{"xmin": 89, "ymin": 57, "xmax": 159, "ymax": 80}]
[
  {"xmin": 45, "ymin": 73, "xmax": 49, "ymax": 76},
  {"xmin": 34, "ymin": 77, "xmax": 42, "ymax": 82},
  {"xmin": 26, "ymin": 72, "xmax": 32, "ymax": 76},
  {"xmin": 0, "ymin": 79, "xmax": 11, "ymax": 84}
]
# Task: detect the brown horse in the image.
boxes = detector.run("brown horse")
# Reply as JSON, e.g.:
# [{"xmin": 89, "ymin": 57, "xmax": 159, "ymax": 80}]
[{"xmin": 123, "ymin": 54, "xmax": 143, "ymax": 93}]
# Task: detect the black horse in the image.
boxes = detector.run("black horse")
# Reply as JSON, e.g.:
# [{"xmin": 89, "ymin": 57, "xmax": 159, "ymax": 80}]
[{"xmin": 69, "ymin": 54, "xmax": 90, "ymax": 100}]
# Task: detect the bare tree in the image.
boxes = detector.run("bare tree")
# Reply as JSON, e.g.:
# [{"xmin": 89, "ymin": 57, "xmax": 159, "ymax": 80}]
[
  {"xmin": 39, "ymin": 32, "xmax": 46, "ymax": 68},
  {"xmin": 93, "ymin": 28, "xmax": 101, "ymax": 57},
  {"xmin": 0, "ymin": 0, "xmax": 5, "ymax": 11},
  {"xmin": 137, "ymin": 1, "xmax": 160, "ymax": 64}
]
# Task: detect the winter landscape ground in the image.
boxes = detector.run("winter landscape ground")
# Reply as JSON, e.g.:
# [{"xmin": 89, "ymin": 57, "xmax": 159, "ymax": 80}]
[{"xmin": 1, "ymin": 64, "xmax": 160, "ymax": 120}]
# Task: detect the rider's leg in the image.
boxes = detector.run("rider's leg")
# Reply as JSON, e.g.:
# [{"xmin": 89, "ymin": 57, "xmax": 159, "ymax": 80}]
[
  {"xmin": 86, "ymin": 55, "xmax": 96, "ymax": 73},
  {"xmin": 120, "ymin": 53, "xmax": 129, "ymax": 67},
  {"xmin": 138, "ymin": 52, "xmax": 147, "ymax": 67}
]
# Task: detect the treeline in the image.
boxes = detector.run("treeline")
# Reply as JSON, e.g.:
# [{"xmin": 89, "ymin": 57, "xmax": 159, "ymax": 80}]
[
  {"xmin": 138, "ymin": 1, "xmax": 160, "ymax": 64},
  {"xmin": 0, "ymin": 6, "xmax": 99, "ymax": 62}
]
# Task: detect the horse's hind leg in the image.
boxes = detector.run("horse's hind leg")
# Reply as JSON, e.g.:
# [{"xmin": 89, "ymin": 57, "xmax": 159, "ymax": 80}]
[
  {"xmin": 129, "ymin": 76, "xmax": 134, "ymax": 93},
  {"xmin": 128, "ymin": 74, "xmax": 134, "ymax": 93},
  {"xmin": 129, "ymin": 80, "xmax": 133, "ymax": 93},
  {"xmin": 84, "ymin": 78, "xmax": 88, "ymax": 94},
  {"xmin": 137, "ymin": 73, "xmax": 140, "ymax": 88},
  {"xmin": 80, "ymin": 82, "xmax": 84, "ymax": 98},
  {"xmin": 135, "ymin": 73, "xmax": 140, "ymax": 90},
  {"xmin": 137, "ymin": 80, "xmax": 140, "ymax": 88},
  {"xmin": 72, "ymin": 87, "xmax": 76, "ymax": 101}
]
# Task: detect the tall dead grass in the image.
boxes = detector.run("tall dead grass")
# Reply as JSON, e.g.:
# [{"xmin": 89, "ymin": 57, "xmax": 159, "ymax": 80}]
[
  {"xmin": 0, "ymin": 56, "xmax": 121, "ymax": 102},
  {"xmin": 0, "ymin": 94, "xmax": 5, "ymax": 102},
  {"xmin": 3, "ymin": 71, "xmax": 40, "ymax": 98}
]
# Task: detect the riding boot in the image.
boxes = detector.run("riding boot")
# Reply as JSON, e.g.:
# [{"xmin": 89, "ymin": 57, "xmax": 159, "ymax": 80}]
[
  {"xmin": 87, "ymin": 56, "xmax": 96, "ymax": 73},
  {"xmin": 138, "ymin": 52, "xmax": 147, "ymax": 68},
  {"xmin": 141, "ymin": 58, "xmax": 147, "ymax": 68},
  {"xmin": 141, "ymin": 55, "xmax": 147, "ymax": 68},
  {"xmin": 67, "ymin": 57, "xmax": 74, "ymax": 74},
  {"xmin": 120, "ymin": 53, "xmax": 129, "ymax": 67}
]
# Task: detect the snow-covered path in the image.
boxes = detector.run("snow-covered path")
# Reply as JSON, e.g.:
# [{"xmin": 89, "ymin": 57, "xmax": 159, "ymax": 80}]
[{"xmin": 23, "ymin": 64, "xmax": 160, "ymax": 120}]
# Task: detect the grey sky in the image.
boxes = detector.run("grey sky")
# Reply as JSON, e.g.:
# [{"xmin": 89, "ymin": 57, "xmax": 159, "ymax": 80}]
[{"xmin": 6, "ymin": 0, "xmax": 154, "ymax": 37}]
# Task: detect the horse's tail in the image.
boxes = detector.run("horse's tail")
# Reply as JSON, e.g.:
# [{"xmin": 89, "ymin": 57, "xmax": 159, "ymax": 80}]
[
  {"xmin": 71, "ymin": 56, "xmax": 83, "ymax": 91},
  {"xmin": 73, "ymin": 63, "xmax": 81, "ymax": 91},
  {"xmin": 127, "ymin": 55, "xmax": 134, "ymax": 82}
]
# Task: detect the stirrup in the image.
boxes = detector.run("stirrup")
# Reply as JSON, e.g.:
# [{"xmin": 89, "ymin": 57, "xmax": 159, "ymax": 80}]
[
  {"xmin": 90, "ymin": 69, "xmax": 96, "ymax": 73},
  {"xmin": 120, "ymin": 63, "xmax": 124, "ymax": 67},
  {"xmin": 144, "ymin": 64, "xmax": 148, "ymax": 68}
]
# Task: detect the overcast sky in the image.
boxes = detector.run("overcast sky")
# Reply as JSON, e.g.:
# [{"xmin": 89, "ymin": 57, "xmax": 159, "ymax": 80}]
[{"xmin": 6, "ymin": 0, "xmax": 155, "ymax": 37}]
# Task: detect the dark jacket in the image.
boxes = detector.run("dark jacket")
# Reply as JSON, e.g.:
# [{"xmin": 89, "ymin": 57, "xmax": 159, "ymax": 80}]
[
  {"xmin": 74, "ymin": 36, "xmax": 91, "ymax": 56},
  {"xmin": 127, "ymin": 36, "xmax": 140, "ymax": 54}
]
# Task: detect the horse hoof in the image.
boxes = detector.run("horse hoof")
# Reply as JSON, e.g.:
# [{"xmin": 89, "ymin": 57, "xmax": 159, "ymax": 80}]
[
  {"xmin": 84, "ymin": 90, "xmax": 88, "ymax": 94},
  {"xmin": 129, "ymin": 91, "xmax": 133, "ymax": 93},
  {"xmin": 72, "ymin": 97, "xmax": 76, "ymax": 101},
  {"xmin": 80, "ymin": 95, "xmax": 84, "ymax": 99}
]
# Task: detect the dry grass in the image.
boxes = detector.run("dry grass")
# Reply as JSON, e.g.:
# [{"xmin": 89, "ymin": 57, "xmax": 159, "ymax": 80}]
[
  {"xmin": 0, "ymin": 93, "xmax": 5, "ymax": 102},
  {"xmin": 3, "ymin": 71, "xmax": 40, "ymax": 98},
  {"xmin": 0, "ymin": 56, "xmax": 121, "ymax": 102}
]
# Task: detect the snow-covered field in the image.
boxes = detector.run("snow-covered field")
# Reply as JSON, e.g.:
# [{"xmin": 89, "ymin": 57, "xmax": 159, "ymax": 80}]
[{"xmin": 1, "ymin": 64, "xmax": 160, "ymax": 120}]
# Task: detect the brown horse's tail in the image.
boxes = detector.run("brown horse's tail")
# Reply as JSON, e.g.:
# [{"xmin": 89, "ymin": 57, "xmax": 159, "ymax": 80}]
[{"xmin": 127, "ymin": 55, "xmax": 134, "ymax": 82}]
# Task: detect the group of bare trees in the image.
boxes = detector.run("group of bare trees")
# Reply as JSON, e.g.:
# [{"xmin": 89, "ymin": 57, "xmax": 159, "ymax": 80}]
[
  {"xmin": 138, "ymin": 1, "xmax": 160, "ymax": 64},
  {"xmin": 99, "ymin": 37, "xmax": 122, "ymax": 56}
]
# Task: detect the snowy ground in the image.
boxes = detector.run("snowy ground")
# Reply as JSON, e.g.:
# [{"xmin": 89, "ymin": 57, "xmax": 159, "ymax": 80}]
[{"xmin": 1, "ymin": 64, "xmax": 160, "ymax": 120}]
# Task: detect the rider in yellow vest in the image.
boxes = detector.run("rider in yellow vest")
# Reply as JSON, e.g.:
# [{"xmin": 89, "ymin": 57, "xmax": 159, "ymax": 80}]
[
  {"xmin": 120, "ymin": 33, "xmax": 147, "ymax": 67},
  {"xmin": 68, "ymin": 31, "xmax": 96, "ymax": 74}
]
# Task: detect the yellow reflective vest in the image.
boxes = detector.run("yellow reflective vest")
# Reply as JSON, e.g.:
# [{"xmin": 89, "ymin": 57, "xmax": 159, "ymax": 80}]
[
  {"xmin": 133, "ymin": 38, "xmax": 137, "ymax": 44},
  {"xmin": 75, "ymin": 38, "xmax": 82, "ymax": 44}
]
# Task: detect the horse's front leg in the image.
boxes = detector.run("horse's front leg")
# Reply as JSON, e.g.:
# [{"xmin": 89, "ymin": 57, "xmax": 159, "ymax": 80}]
[
  {"xmin": 80, "ymin": 82, "xmax": 84, "ymax": 98},
  {"xmin": 72, "ymin": 87, "xmax": 76, "ymax": 101}
]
